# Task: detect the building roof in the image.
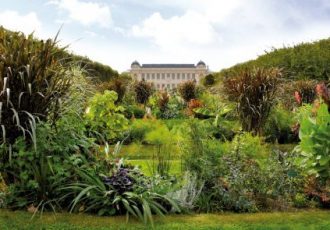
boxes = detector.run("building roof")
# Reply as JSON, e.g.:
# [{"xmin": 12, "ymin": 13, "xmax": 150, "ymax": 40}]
[
  {"xmin": 131, "ymin": 60, "xmax": 140, "ymax": 66},
  {"xmin": 197, "ymin": 60, "xmax": 206, "ymax": 66},
  {"xmin": 141, "ymin": 64, "xmax": 195, "ymax": 68}
]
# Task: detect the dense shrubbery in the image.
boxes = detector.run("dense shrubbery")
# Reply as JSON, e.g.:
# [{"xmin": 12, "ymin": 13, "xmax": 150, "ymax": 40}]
[
  {"xmin": 1, "ymin": 26, "xmax": 330, "ymax": 225},
  {"xmin": 219, "ymin": 38, "xmax": 330, "ymax": 81}
]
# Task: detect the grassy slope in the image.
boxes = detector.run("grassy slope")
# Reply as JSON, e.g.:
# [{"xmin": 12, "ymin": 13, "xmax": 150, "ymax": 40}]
[{"xmin": 0, "ymin": 209, "xmax": 330, "ymax": 230}]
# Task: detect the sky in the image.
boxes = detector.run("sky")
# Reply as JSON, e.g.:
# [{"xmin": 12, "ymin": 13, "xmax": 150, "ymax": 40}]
[{"xmin": 0, "ymin": 0, "xmax": 330, "ymax": 73}]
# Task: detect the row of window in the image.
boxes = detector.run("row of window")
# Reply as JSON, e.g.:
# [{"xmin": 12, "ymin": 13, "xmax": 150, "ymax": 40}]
[
  {"xmin": 156, "ymin": 83, "xmax": 177, "ymax": 90},
  {"xmin": 141, "ymin": 72, "xmax": 196, "ymax": 81}
]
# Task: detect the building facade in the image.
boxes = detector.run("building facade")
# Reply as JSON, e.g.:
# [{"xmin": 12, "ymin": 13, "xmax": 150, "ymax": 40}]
[{"xmin": 130, "ymin": 61, "xmax": 208, "ymax": 90}]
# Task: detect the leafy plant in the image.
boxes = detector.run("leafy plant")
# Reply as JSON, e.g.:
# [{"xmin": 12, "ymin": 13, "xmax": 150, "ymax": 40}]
[
  {"xmin": 0, "ymin": 28, "xmax": 73, "ymax": 185},
  {"xmin": 178, "ymin": 81, "xmax": 197, "ymax": 103},
  {"xmin": 224, "ymin": 67, "xmax": 281, "ymax": 135},
  {"xmin": 295, "ymin": 103, "xmax": 330, "ymax": 182},
  {"xmin": 85, "ymin": 90, "xmax": 129, "ymax": 142},
  {"xmin": 202, "ymin": 74, "xmax": 215, "ymax": 86},
  {"xmin": 63, "ymin": 168, "xmax": 180, "ymax": 226},
  {"xmin": 134, "ymin": 80, "xmax": 153, "ymax": 105}
]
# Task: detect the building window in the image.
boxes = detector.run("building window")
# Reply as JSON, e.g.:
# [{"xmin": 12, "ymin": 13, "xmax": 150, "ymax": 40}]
[
  {"xmin": 142, "ymin": 73, "xmax": 145, "ymax": 78},
  {"xmin": 167, "ymin": 73, "xmax": 170, "ymax": 78},
  {"xmin": 157, "ymin": 73, "xmax": 160, "ymax": 79},
  {"xmin": 187, "ymin": 73, "xmax": 190, "ymax": 80},
  {"xmin": 192, "ymin": 73, "xmax": 195, "ymax": 79},
  {"xmin": 167, "ymin": 84, "xmax": 170, "ymax": 89},
  {"xmin": 177, "ymin": 73, "xmax": 180, "ymax": 79},
  {"xmin": 146, "ymin": 75, "xmax": 150, "ymax": 80},
  {"xmin": 172, "ymin": 73, "xmax": 175, "ymax": 79},
  {"xmin": 182, "ymin": 73, "xmax": 185, "ymax": 80},
  {"xmin": 172, "ymin": 84, "xmax": 175, "ymax": 89},
  {"xmin": 152, "ymin": 73, "xmax": 155, "ymax": 80},
  {"xmin": 157, "ymin": 84, "xmax": 160, "ymax": 89},
  {"xmin": 162, "ymin": 84, "xmax": 165, "ymax": 89},
  {"xmin": 162, "ymin": 73, "xmax": 165, "ymax": 79}
]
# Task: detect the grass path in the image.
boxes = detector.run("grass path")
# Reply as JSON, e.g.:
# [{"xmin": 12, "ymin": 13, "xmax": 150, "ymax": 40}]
[{"xmin": 0, "ymin": 209, "xmax": 330, "ymax": 229}]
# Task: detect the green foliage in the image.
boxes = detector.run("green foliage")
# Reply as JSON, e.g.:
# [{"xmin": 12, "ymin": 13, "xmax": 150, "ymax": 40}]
[
  {"xmin": 224, "ymin": 67, "xmax": 281, "ymax": 134},
  {"xmin": 124, "ymin": 105, "xmax": 145, "ymax": 119},
  {"xmin": 202, "ymin": 74, "xmax": 215, "ymax": 86},
  {"xmin": 219, "ymin": 38, "xmax": 330, "ymax": 81},
  {"xmin": 85, "ymin": 90, "xmax": 129, "ymax": 142},
  {"xmin": 293, "ymin": 193, "xmax": 309, "ymax": 208},
  {"xmin": 97, "ymin": 78, "xmax": 127, "ymax": 103},
  {"xmin": 63, "ymin": 168, "xmax": 180, "ymax": 226},
  {"xmin": 145, "ymin": 123, "xmax": 179, "ymax": 177},
  {"xmin": 2, "ymin": 116, "xmax": 95, "ymax": 212},
  {"xmin": 178, "ymin": 81, "xmax": 197, "ymax": 103},
  {"xmin": 264, "ymin": 104, "xmax": 297, "ymax": 143},
  {"xmin": 295, "ymin": 103, "xmax": 330, "ymax": 182},
  {"xmin": 134, "ymin": 80, "xmax": 153, "ymax": 104},
  {"xmin": 0, "ymin": 28, "xmax": 73, "ymax": 186}
]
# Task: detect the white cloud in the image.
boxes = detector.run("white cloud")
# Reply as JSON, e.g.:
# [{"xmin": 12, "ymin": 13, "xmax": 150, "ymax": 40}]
[
  {"xmin": 0, "ymin": 10, "xmax": 42, "ymax": 35},
  {"xmin": 132, "ymin": 11, "xmax": 219, "ymax": 51},
  {"xmin": 49, "ymin": 0, "xmax": 112, "ymax": 27}
]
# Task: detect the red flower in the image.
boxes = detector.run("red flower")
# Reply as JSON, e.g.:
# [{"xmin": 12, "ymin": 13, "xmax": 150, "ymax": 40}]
[{"xmin": 294, "ymin": 91, "xmax": 302, "ymax": 105}]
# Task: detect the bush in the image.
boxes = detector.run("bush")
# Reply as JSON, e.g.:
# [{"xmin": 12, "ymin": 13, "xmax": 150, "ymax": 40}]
[
  {"xmin": 127, "ymin": 119, "xmax": 155, "ymax": 143},
  {"xmin": 264, "ymin": 104, "xmax": 297, "ymax": 143},
  {"xmin": 85, "ymin": 90, "xmax": 129, "ymax": 143},
  {"xmin": 123, "ymin": 105, "xmax": 145, "ymax": 119},
  {"xmin": 0, "ymin": 29, "xmax": 73, "ymax": 185},
  {"xmin": 64, "ymin": 166, "xmax": 180, "ymax": 226},
  {"xmin": 203, "ymin": 74, "xmax": 215, "ymax": 86},
  {"xmin": 295, "ymin": 102, "xmax": 330, "ymax": 182},
  {"xmin": 224, "ymin": 67, "xmax": 281, "ymax": 135},
  {"xmin": 97, "ymin": 78, "xmax": 127, "ymax": 103},
  {"xmin": 178, "ymin": 81, "xmax": 197, "ymax": 103},
  {"xmin": 134, "ymin": 80, "xmax": 153, "ymax": 104},
  {"xmin": 293, "ymin": 193, "xmax": 309, "ymax": 208}
]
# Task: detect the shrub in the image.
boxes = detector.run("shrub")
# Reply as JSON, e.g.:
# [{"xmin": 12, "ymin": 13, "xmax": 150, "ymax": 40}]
[
  {"xmin": 224, "ymin": 67, "xmax": 281, "ymax": 135},
  {"xmin": 264, "ymin": 104, "xmax": 297, "ymax": 143},
  {"xmin": 97, "ymin": 78, "xmax": 127, "ymax": 103},
  {"xmin": 134, "ymin": 80, "xmax": 153, "ymax": 104},
  {"xmin": 64, "ymin": 167, "xmax": 180, "ymax": 226},
  {"xmin": 0, "ymin": 29, "xmax": 72, "ymax": 185},
  {"xmin": 188, "ymin": 99, "xmax": 203, "ymax": 116},
  {"xmin": 123, "ymin": 105, "xmax": 145, "ymax": 119},
  {"xmin": 295, "ymin": 102, "xmax": 330, "ymax": 182},
  {"xmin": 203, "ymin": 74, "xmax": 215, "ymax": 86},
  {"xmin": 85, "ymin": 90, "xmax": 129, "ymax": 143},
  {"xmin": 128, "ymin": 119, "xmax": 155, "ymax": 143},
  {"xmin": 293, "ymin": 193, "xmax": 309, "ymax": 208},
  {"xmin": 279, "ymin": 80, "xmax": 317, "ymax": 108},
  {"xmin": 158, "ymin": 91, "xmax": 170, "ymax": 113},
  {"xmin": 178, "ymin": 81, "xmax": 197, "ymax": 103}
]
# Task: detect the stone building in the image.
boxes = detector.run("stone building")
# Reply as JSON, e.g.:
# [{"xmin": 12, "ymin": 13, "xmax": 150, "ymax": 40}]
[{"xmin": 130, "ymin": 60, "xmax": 208, "ymax": 90}]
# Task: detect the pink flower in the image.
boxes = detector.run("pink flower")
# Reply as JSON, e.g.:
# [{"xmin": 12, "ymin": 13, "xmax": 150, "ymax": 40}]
[{"xmin": 294, "ymin": 91, "xmax": 302, "ymax": 105}]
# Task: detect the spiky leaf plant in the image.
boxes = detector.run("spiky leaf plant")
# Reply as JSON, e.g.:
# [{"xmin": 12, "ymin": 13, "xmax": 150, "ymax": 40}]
[
  {"xmin": 0, "ymin": 27, "xmax": 71, "ymax": 183},
  {"xmin": 224, "ymin": 67, "xmax": 281, "ymax": 135}
]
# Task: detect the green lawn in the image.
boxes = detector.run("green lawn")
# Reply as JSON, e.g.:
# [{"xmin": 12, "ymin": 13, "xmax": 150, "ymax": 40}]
[{"xmin": 0, "ymin": 209, "xmax": 330, "ymax": 229}]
